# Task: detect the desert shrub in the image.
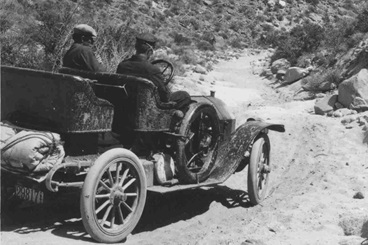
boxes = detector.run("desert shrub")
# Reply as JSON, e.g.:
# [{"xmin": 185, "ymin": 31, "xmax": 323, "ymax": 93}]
[
  {"xmin": 1, "ymin": 0, "xmax": 78, "ymax": 71},
  {"xmin": 297, "ymin": 54, "xmax": 314, "ymax": 68},
  {"xmin": 145, "ymin": 0, "xmax": 153, "ymax": 8},
  {"xmin": 290, "ymin": 22, "xmax": 325, "ymax": 52},
  {"xmin": 94, "ymin": 24, "xmax": 136, "ymax": 72},
  {"xmin": 169, "ymin": 5, "xmax": 180, "ymax": 15},
  {"xmin": 189, "ymin": 17, "xmax": 200, "ymax": 30},
  {"xmin": 139, "ymin": 6, "xmax": 149, "ymax": 14},
  {"xmin": 306, "ymin": 0, "xmax": 319, "ymax": 5},
  {"xmin": 229, "ymin": 36, "xmax": 244, "ymax": 49},
  {"xmin": 173, "ymin": 32, "xmax": 192, "ymax": 45},
  {"xmin": 163, "ymin": 9, "xmax": 174, "ymax": 17},
  {"xmin": 202, "ymin": 32, "xmax": 216, "ymax": 45},
  {"xmin": 323, "ymin": 16, "xmax": 357, "ymax": 55},
  {"xmin": 214, "ymin": 20, "xmax": 223, "ymax": 32},
  {"xmin": 196, "ymin": 40, "xmax": 215, "ymax": 51},
  {"xmin": 180, "ymin": 49, "xmax": 199, "ymax": 65},
  {"xmin": 257, "ymin": 14, "xmax": 267, "ymax": 22},
  {"xmin": 239, "ymin": 5, "xmax": 256, "ymax": 19},
  {"xmin": 324, "ymin": 69, "xmax": 343, "ymax": 85},
  {"xmin": 346, "ymin": 32, "xmax": 365, "ymax": 49},
  {"xmin": 343, "ymin": 0, "xmax": 356, "ymax": 11},
  {"xmin": 258, "ymin": 29, "xmax": 284, "ymax": 47},
  {"xmin": 276, "ymin": 14, "xmax": 284, "ymax": 21},
  {"xmin": 302, "ymin": 69, "xmax": 341, "ymax": 91},
  {"xmin": 355, "ymin": 8, "xmax": 368, "ymax": 33},
  {"xmin": 268, "ymin": 22, "xmax": 325, "ymax": 65},
  {"xmin": 0, "ymin": 0, "xmax": 135, "ymax": 71},
  {"xmin": 311, "ymin": 52, "xmax": 330, "ymax": 67}
]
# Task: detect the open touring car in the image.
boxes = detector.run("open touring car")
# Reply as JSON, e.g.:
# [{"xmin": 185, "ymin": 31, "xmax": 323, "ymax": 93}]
[{"xmin": 1, "ymin": 62, "xmax": 284, "ymax": 243}]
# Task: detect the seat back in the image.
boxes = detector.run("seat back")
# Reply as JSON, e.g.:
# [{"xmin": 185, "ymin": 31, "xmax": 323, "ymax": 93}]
[
  {"xmin": 1, "ymin": 66, "xmax": 114, "ymax": 133},
  {"xmin": 58, "ymin": 68, "xmax": 176, "ymax": 132}
]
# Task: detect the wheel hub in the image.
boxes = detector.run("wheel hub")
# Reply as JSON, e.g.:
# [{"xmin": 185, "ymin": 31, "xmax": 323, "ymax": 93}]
[{"xmin": 110, "ymin": 186, "xmax": 127, "ymax": 205}]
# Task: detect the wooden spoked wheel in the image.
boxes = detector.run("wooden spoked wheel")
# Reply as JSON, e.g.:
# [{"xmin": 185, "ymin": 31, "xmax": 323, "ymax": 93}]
[{"xmin": 80, "ymin": 148, "xmax": 147, "ymax": 243}]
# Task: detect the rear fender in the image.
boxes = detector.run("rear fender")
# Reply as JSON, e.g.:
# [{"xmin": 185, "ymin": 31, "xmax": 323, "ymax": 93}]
[{"xmin": 208, "ymin": 120, "xmax": 285, "ymax": 182}]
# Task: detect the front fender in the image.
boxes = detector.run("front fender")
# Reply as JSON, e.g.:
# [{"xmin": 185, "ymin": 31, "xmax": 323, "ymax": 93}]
[{"xmin": 207, "ymin": 120, "xmax": 285, "ymax": 182}]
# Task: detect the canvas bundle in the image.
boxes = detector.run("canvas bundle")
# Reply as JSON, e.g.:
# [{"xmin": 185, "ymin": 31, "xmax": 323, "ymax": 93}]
[{"xmin": 1, "ymin": 123, "xmax": 65, "ymax": 173}]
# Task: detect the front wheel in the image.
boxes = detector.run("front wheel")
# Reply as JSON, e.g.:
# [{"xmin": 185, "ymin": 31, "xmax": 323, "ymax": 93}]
[
  {"xmin": 176, "ymin": 105, "xmax": 220, "ymax": 184},
  {"xmin": 80, "ymin": 148, "xmax": 147, "ymax": 243},
  {"xmin": 247, "ymin": 133, "xmax": 271, "ymax": 205}
]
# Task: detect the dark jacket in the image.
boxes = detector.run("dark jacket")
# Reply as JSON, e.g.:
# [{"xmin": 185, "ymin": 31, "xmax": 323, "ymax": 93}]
[
  {"xmin": 63, "ymin": 43, "xmax": 104, "ymax": 72},
  {"xmin": 116, "ymin": 54, "xmax": 170, "ymax": 102}
]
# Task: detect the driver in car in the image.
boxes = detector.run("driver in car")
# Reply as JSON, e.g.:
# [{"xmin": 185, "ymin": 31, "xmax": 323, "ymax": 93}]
[{"xmin": 116, "ymin": 32, "xmax": 190, "ymax": 110}]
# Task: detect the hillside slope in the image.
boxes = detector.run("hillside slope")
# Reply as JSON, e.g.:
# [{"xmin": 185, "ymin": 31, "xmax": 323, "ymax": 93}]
[{"xmin": 1, "ymin": 0, "xmax": 367, "ymax": 74}]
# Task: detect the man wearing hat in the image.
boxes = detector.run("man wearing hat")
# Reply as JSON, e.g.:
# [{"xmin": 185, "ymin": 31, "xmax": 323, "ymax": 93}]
[
  {"xmin": 116, "ymin": 32, "xmax": 190, "ymax": 109},
  {"xmin": 63, "ymin": 24, "xmax": 104, "ymax": 72}
]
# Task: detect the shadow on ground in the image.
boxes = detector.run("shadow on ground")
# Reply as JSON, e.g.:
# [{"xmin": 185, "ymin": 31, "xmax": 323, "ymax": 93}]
[{"xmin": 1, "ymin": 185, "xmax": 252, "ymax": 243}]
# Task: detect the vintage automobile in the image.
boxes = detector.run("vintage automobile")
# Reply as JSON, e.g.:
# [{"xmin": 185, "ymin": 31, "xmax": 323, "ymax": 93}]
[{"xmin": 1, "ymin": 62, "xmax": 284, "ymax": 243}]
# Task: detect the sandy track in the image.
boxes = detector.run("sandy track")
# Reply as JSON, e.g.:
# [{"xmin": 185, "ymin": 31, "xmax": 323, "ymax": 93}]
[{"xmin": 1, "ymin": 50, "xmax": 368, "ymax": 245}]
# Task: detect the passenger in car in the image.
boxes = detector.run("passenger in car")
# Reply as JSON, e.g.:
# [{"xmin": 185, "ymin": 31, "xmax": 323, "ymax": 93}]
[
  {"xmin": 116, "ymin": 32, "xmax": 191, "ymax": 110},
  {"xmin": 62, "ymin": 24, "xmax": 105, "ymax": 72}
]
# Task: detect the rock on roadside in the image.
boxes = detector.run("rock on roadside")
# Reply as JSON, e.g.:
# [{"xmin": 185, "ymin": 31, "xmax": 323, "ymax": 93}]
[{"xmin": 338, "ymin": 69, "xmax": 368, "ymax": 110}]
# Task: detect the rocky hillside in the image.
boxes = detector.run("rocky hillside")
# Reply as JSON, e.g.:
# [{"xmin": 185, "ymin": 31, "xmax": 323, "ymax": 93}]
[{"xmin": 1, "ymin": 0, "xmax": 367, "ymax": 74}]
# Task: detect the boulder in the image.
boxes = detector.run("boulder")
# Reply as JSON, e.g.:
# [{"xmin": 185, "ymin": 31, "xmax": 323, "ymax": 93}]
[
  {"xmin": 278, "ymin": 0, "xmax": 286, "ymax": 8},
  {"xmin": 203, "ymin": 0, "xmax": 213, "ymax": 6},
  {"xmin": 335, "ymin": 101, "xmax": 344, "ymax": 109},
  {"xmin": 333, "ymin": 108, "xmax": 356, "ymax": 117},
  {"xmin": 353, "ymin": 191, "xmax": 365, "ymax": 199},
  {"xmin": 338, "ymin": 69, "xmax": 368, "ymax": 108},
  {"xmin": 276, "ymin": 69, "xmax": 286, "ymax": 80},
  {"xmin": 214, "ymin": 35, "xmax": 226, "ymax": 49},
  {"xmin": 271, "ymin": 58, "xmax": 290, "ymax": 74},
  {"xmin": 194, "ymin": 65, "xmax": 207, "ymax": 74},
  {"xmin": 314, "ymin": 94, "xmax": 337, "ymax": 115},
  {"xmin": 260, "ymin": 69, "xmax": 274, "ymax": 79},
  {"xmin": 341, "ymin": 115, "xmax": 358, "ymax": 125},
  {"xmin": 350, "ymin": 96, "xmax": 368, "ymax": 112},
  {"xmin": 294, "ymin": 91, "xmax": 315, "ymax": 101},
  {"xmin": 283, "ymin": 67, "xmax": 309, "ymax": 85},
  {"xmin": 339, "ymin": 211, "xmax": 368, "ymax": 237},
  {"xmin": 267, "ymin": 0, "xmax": 276, "ymax": 8}
]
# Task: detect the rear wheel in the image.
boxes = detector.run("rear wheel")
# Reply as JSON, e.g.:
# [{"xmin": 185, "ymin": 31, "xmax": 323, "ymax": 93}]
[
  {"xmin": 80, "ymin": 148, "xmax": 147, "ymax": 243},
  {"xmin": 247, "ymin": 133, "xmax": 271, "ymax": 205},
  {"xmin": 176, "ymin": 105, "xmax": 220, "ymax": 184}
]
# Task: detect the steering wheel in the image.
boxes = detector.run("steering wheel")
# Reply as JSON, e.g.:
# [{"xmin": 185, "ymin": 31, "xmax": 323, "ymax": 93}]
[{"xmin": 151, "ymin": 59, "xmax": 174, "ymax": 85}]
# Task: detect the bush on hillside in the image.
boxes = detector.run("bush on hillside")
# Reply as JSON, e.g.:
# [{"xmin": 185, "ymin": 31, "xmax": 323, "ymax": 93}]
[
  {"xmin": 302, "ymin": 69, "xmax": 342, "ymax": 91},
  {"xmin": 173, "ymin": 32, "xmax": 192, "ymax": 45},
  {"xmin": 306, "ymin": 0, "xmax": 320, "ymax": 5},
  {"xmin": 355, "ymin": 8, "xmax": 368, "ymax": 33},
  {"xmin": 196, "ymin": 40, "xmax": 215, "ymax": 51},
  {"xmin": 267, "ymin": 22, "xmax": 325, "ymax": 65}
]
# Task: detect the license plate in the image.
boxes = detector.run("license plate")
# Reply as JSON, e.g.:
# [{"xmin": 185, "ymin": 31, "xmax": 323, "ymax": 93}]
[{"xmin": 15, "ymin": 185, "xmax": 44, "ymax": 204}]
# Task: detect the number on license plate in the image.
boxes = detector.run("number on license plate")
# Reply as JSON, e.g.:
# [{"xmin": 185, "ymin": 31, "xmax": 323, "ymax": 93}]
[{"xmin": 15, "ymin": 185, "xmax": 44, "ymax": 204}]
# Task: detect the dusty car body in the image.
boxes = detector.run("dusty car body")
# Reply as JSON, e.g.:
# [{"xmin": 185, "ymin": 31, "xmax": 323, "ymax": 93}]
[{"xmin": 1, "ymin": 65, "xmax": 284, "ymax": 243}]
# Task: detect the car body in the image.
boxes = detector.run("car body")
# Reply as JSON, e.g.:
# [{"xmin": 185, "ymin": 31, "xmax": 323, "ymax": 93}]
[{"xmin": 1, "ymin": 65, "xmax": 284, "ymax": 243}]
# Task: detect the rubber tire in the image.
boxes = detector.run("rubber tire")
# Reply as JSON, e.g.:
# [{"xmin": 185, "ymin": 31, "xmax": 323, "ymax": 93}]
[
  {"xmin": 247, "ymin": 133, "xmax": 271, "ymax": 206},
  {"xmin": 80, "ymin": 148, "xmax": 147, "ymax": 243},
  {"xmin": 176, "ymin": 105, "xmax": 220, "ymax": 184}
]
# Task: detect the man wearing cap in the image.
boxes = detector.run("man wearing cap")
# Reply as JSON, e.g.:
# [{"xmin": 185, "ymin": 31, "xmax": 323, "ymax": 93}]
[
  {"xmin": 116, "ymin": 33, "xmax": 190, "ymax": 109},
  {"xmin": 63, "ymin": 24, "xmax": 104, "ymax": 72}
]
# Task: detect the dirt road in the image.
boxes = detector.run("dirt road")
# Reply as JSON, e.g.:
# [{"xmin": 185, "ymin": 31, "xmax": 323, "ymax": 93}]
[{"xmin": 1, "ymin": 50, "xmax": 368, "ymax": 245}]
